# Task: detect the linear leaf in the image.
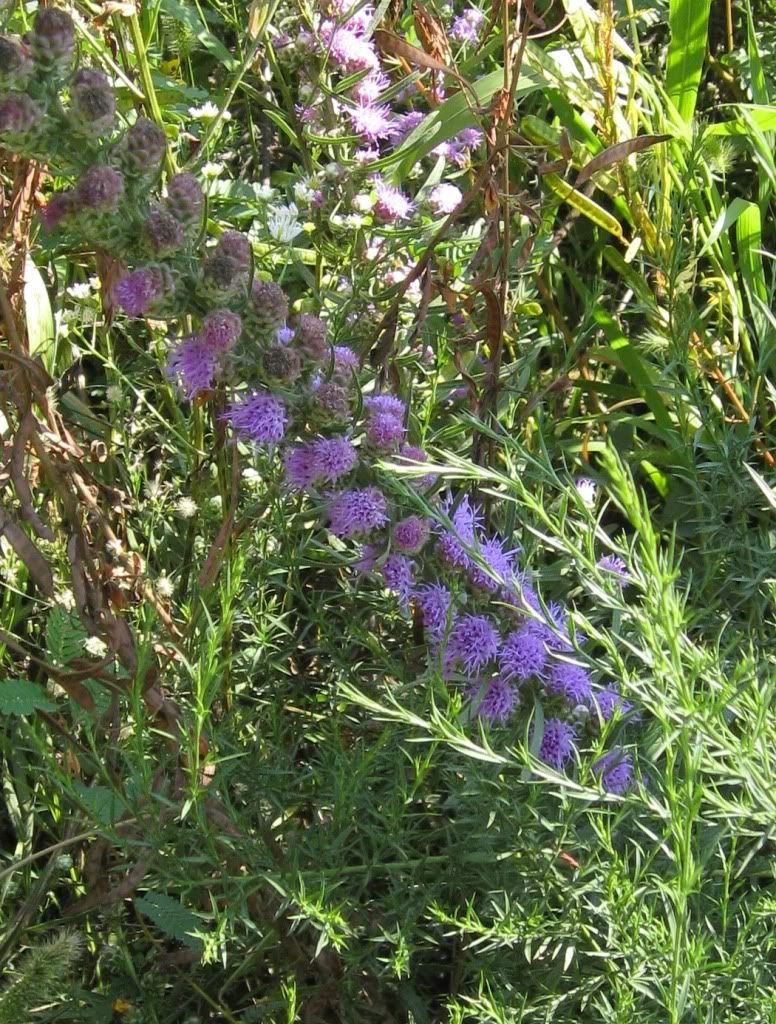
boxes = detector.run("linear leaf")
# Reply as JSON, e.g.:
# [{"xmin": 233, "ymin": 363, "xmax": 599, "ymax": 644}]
[{"xmin": 665, "ymin": 0, "xmax": 711, "ymax": 124}]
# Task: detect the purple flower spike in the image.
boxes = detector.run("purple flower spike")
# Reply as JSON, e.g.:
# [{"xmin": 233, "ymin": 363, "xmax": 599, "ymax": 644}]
[
  {"xmin": 592, "ymin": 687, "xmax": 632, "ymax": 722},
  {"xmin": 476, "ymin": 678, "xmax": 519, "ymax": 724},
  {"xmin": 365, "ymin": 395, "xmax": 406, "ymax": 420},
  {"xmin": 327, "ymin": 28, "xmax": 379, "ymax": 72},
  {"xmin": 217, "ymin": 229, "xmax": 253, "ymax": 270},
  {"xmin": 144, "ymin": 204, "xmax": 185, "ymax": 256},
  {"xmin": 70, "ymin": 68, "xmax": 115, "ymax": 136},
  {"xmin": 373, "ymin": 180, "xmax": 414, "ymax": 223},
  {"xmin": 114, "ymin": 267, "xmax": 166, "ymax": 317},
  {"xmin": 349, "ymin": 103, "xmax": 395, "ymax": 141},
  {"xmin": 500, "ymin": 626, "xmax": 549, "ymax": 682},
  {"xmin": 166, "ymin": 337, "xmax": 219, "ymax": 399},
  {"xmin": 380, "ymin": 554, "xmax": 415, "ymax": 608},
  {"xmin": 547, "ymin": 660, "xmax": 593, "ymax": 706},
  {"xmin": 351, "ymin": 71, "xmax": 390, "ymax": 105},
  {"xmin": 443, "ymin": 614, "xmax": 500, "ymax": 678},
  {"xmin": 328, "ymin": 486, "xmax": 388, "ymax": 538},
  {"xmin": 367, "ymin": 411, "xmax": 405, "ymax": 449},
  {"xmin": 393, "ymin": 515, "xmax": 430, "ymax": 554},
  {"xmin": 124, "ymin": 118, "xmax": 166, "ymax": 174},
  {"xmin": 31, "ymin": 8, "xmax": 75, "ymax": 68},
  {"xmin": 413, "ymin": 582, "xmax": 452, "ymax": 644},
  {"xmin": 202, "ymin": 309, "xmax": 242, "ymax": 352},
  {"xmin": 166, "ymin": 172, "xmax": 205, "ymax": 226},
  {"xmin": 593, "ymin": 749, "xmax": 634, "ymax": 795},
  {"xmin": 285, "ymin": 436, "xmax": 357, "ymax": 489},
  {"xmin": 437, "ymin": 494, "xmax": 481, "ymax": 569},
  {"xmin": 75, "ymin": 166, "xmax": 125, "ymax": 211},
  {"xmin": 228, "ymin": 391, "xmax": 288, "ymax": 445},
  {"xmin": 428, "ymin": 182, "xmax": 463, "ymax": 216},
  {"xmin": 597, "ymin": 554, "xmax": 630, "ymax": 587},
  {"xmin": 450, "ymin": 6, "xmax": 485, "ymax": 44},
  {"xmin": 468, "ymin": 535, "xmax": 518, "ymax": 593},
  {"xmin": 0, "ymin": 35, "xmax": 33, "ymax": 87},
  {"xmin": 535, "ymin": 718, "xmax": 576, "ymax": 770}
]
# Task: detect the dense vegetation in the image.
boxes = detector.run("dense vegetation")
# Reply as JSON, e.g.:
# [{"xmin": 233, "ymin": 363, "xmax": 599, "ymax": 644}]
[{"xmin": 0, "ymin": 0, "xmax": 774, "ymax": 1021}]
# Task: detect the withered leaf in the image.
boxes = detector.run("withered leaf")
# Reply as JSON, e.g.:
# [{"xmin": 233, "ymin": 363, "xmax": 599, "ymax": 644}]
[{"xmin": 575, "ymin": 134, "xmax": 671, "ymax": 187}]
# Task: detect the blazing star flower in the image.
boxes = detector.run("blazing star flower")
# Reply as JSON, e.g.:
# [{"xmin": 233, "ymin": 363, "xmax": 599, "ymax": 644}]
[
  {"xmin": 391, "ymin": 111, "xmax": 426, "ymax": 143},
  {"xmin": 536, "ymin": 718, "xmax": 576, "ymax": 770},
  {"xmin": 432, "ymin": 140, "xmax": 465, "ymax": 166},
  {"xmin": 228, "ymin": 391, "xmax": 288, "ymax": 445},
  {"xmin": 31, "ymin": 7, "xmax": 75, "ymax": 68},
  {"xmin": 328, "ymin": 486, "xmax": 388, "ymax": 538},
  {"xmin": 144, "ymin": 204, "xmax": 185, "ymax": 256},
  {"xmin": 592, "ymin": 687, "xmax": 632, "ymax": 721},
  {"xmin": 332, "ymin": 346, "xmax": 360, "ymax": 382},
  {"xmin": 373, "ymin": 180, "xmax": 414, "ymax": 222},
  {"xmin": 251, "ymin": 279, "xmax": 289, "ymax": 332},
  {"xmin": 393, "ymin": 515, "xmax": 430, "ymax": 554},
  {"xmin": 166, "ymin": 172, "xmax": 205, "ymax": 225},
  {"xmin": 166, "ymin": 336, "xmax": 219, "ymax": 398},
  {"xmin": 276, "ymin": 326, "xmax": 295, "ymax": 345},
  {"xmin": 354, "ymin": 543, "xmax": 379, "ymax": 573},
  {"xmin": 114, "ymin": 267, "xmax": 168, "ymax": 317},
  {"xmin": 364, "ymin": 395, "xmax": 406, "ymax": 420},
  {"xmin": 380, "ymin": 554, "xmax": 415, "ymax": 608},
  {"xmin": 450, "ymin": 6, "xmax": 485, "ymax": 44},
  {"xmin": 75, "ymin": 165, "xmax": 125, "ymax": 211},
  {"xmin": 0, "ymin": 35, "xmax": 33, "ymax": 88},
  {"xmin": 597, "ymin": 554, "xmax": 630, "ymax": 587},
  {"xmin": 349, "ymin": 103, "xmax": 395, "ymax": 141},
  {"xmin": 437, "ymin": 494, "xmax": 481, "ymax": 569},
  {"xmin": 468, "ymin": 535, "xmax": 519, "ymax": 593},
  {"xmin": 443, "ymin": 614, "xmax": 500, "ymax": 678},
  {"xmin": 547, "ymin": 660, "xmax": 593, "ymax": 707},
  {"xmin": 593, "ymin": 749, "xmax": 634, "ymax": 795},
  {"xmin": 397, "ymin": 444, "xmax": 437, "ymax": 489},
  {"xmin": 327, "ymin": 28, "xmax": 380, "ymax": 72},
  {"xmin": 351, "ymin": 71, "xmax": 390, "ymax": 105},
  {"xmin": 457, "ymin": 127, "xmax": 483, "ymax": 148},
  {"xmin": 202, "ymin": 309, "xmax": 241, "ymax": 352},
  {"xmin": 124, "ymin": 118, "xmax": 166, "ymax": 174},
  {"xmin": 263, "ymin": 345, "xmax": 301, "ymax": 381},
  {"xmin": 70, "ymin": 68, "xmax": 115, "ymax": 135},
  {"xmin": 413, "ymin": 582, "xmax": 452, "ymax": 644},
  {"xmin": 217, "ymin": 230, "xmax": 252, "ymax": 270},
  {"xmin": 315, "ymin": 381, "xmax": 351, "ymax": 419},
  {"xmin": 354, "ymin": 146, "xmax": 380, "ymax": 165},
  {"xmin": 499, "ymin": 626, "xmax": 549, "ymax": 682},
  {"xmin": 367, "ymin": 411, "xmax": 405, "ymax": 449},
  {"xmin": 40, "ymin": 189, "xmax": 78, "ymax": 229},
  {"xmin": 476, "ymin": 677, "xmax": 519, "ymax": 724},
  {"xmin": 428, "ymin": 182, "xmax": 463, "ymax": 216}
]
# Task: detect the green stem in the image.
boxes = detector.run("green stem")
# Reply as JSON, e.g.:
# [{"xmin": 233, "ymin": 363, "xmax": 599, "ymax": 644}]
[{"xmin": 126, "ymin": 13, "xmax": 177, "ymax": 177}]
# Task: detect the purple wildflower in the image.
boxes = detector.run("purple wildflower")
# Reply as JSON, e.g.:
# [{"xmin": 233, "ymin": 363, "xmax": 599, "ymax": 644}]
[
  {"xmin": 124, "ymin": 118, "xmax": 166, "ymax": 174},
  {"xmin": 144, "ymin": 204, "xmax": 185, "ymax": 256},
  {"xmin": 468, "ymin": 535, "xmax": 518, "ymax": 593},
  {"xmin": 592, "ymin": 687, "xmax": 631, "ymax": 722},
  {"xmin": 457, "ymin": 127, "xmax": 483, "ymax": 148},
  {"xmin": 499, "ymin": 626, "xmax": 549, "ymax": 682},
  {"xmin": 575, "ymin": 477, "xmax": 597, "ymax": 507},
  {"xmin": 263, "ymin": 345, "xmax": 301, "ymax": 381},
  {"xmin": 536, "ymin": 718, "xmax": 577, "ymax": 770},
  {"xmin": 597, "ymin": 554, "xmax": 630, "ymax": 587},
  {"xmin": 381, "ymin": 554, "xmax": 415, "ymax": 608},
  {"xmin": 413, "ymin": 582, "xmax": 452, "ymax": 644},
  {"xmin": 202, "ymin": 309, "xmax": 242, "ymax": 352},
  {"xmin": 450, "ymin": 6, "xmax": 485, "ymax": 44},
  {"xmin": 31, "ymin": 8, "xmax": 75, "ymax": 68},
  {"xmin": 40, "ymin": 189, "xmax": 77, "ymax": 229},
  {"xmin": 365, "ymin": 395, "xmax": 406, "ymax": 420},
  {"xmin": 373, "ymin": 180, "xmax": 414, "ymax": 222},
  {"xmin": 328, "ymin": 486, "xmax": 388, "ymax": 538},
  {"xmin": 547, "ymin": 660, "xmax": 593, "ymax": 706},
  {"xmin": 228, "ymin": 392, "xmax": 288, "ymax": 445},
  {"xmin": 437, "ymin": 494, "xmax": 481, "ymax": 569},
  {"xmin": 432, "ymin": 140, "xmax": 465, "ymax": 166},
  {"xmin": 166, "ymin": 337, "xmax": 218, "ymax": 398},
  {"xmin": 397, "ymin": 445, "xmax": 437, "ymax": 489},
  {"xmin": 476, "ymin": 678, "xmax": 519, "ymax": 724},
  {"xmin": 593, "ymin": 749, "xmax": 634, "ymax": 795},
  {"xmin": 114, "ymin": 268, "xmax": 167, "ymax": 317},
  {"xmin": 70, "ymin": 68, "xmax": 115, "ymax": 135},
  {"xmin": 333, "ymin": 346, "xmax": 359, "ymax": 382},
  {"xmin": 296, "ymin": 314, "xmax": 328, "ymax": 361},
  {"xmin": 75, "ymin": 166, "xmax": 124, "ymax": 211},
  {"xmin": 354, "ymin": 543, "xmax": 379, "ymax": 573},
  {"xmin": 276, "ymin": 325, "xmax": 295, "ymax": 345},
  {"xmin": 443, "ymin": 614, "xmax": 500, "ymax": 678},
  {"xmin": 0, "ymin": 35, "xmax": 33, "ymax": 87},
  {"xmin": 251, "ymin": 279, "xmax": 289, "ymax": 332},
  {"xmin": 327, "ymin": 28, "xmax": 379, "ymax": 72},
  {"xmin": 166, "ymin": 172, "xmax": 205, "ymax": 226},
  {"xmin": 217, "ymin": 230, "xmax": 252, "ymax": 270},
  {"xmin": 391, "ymin": 111, "xmax": 426, "ymax": 143},
  {"xmin": 354, "ymin": 146, "xmax": 380, "ymax": 165},
  {"xmin": 393, "ymin": 515, "xmax": 430, "ymax": 554},
  {"xmin": 428, "ymin": 182, "xmax": 463, "ymax": 216},
  {"xmin": 367, "ymin": 412, "xmax": 405, "ymax": 449},
  {"xmin": 351, "ymin": 71, "xmax": 390, "ymax": 105},
  {"xmin": 349, "ymin": 103, "xmax": 395, "ymax": 141},
  {"xmin": 315, "ymin": 381, "xmax": 351, "ymax": 419}
]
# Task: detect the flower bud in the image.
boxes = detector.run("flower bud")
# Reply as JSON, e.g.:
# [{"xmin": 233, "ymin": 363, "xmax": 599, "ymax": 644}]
[
  {"xmin": 0, "ymin": 35, "xmax": 33, "ymax": 88},
  {"xmin": 216, "ymin": 229, "xmax": 252, "ymax": 270},
  {"xmin": 262, "ymin": 344, "xmax": 301, "ymax": 381},
  {"xmin": 30, "ymin": 8, "xmax": 75, "ymax": 71},
  {"xmin": 166, "ymin": 172, "xmax": 205, "ymax": 226},
  {"xmin": 143, "ymin": 204, "xmax": 184, "ymax": 256},
  {"xmin": 114, "ymin": 265, "xmax": 173, "ymax": 317},
  {"xmin": 296, "ymin": 313, "xmax": 327, "ymax": 362},
  {"xmin": 201, "ymin": 309, "xmax": 242, "ymax": 352},
  {"xmin": 70, "ymin": 67, "xmax": 115, "ymax": 136},
  {"xmin": 251, "ymin": 279, "xmax": 288, "ymax": 333},
  {"xmin": 75, "ymin": 165, "xmax": 124, "ymax": 211},
  {"xmin": 0, "ymin": 94, "xmax": 41, "ymax": 141},
  {"xmin": 40, "ymin": 189, "xmax": 78, "ymax": 229},
  {"xmin": 123, "ymin": 117, "xmax": 166, "ymax": 175},
  {"xmin": 314, "ymin": 380, "xmax": 349, "ymax": 419}
]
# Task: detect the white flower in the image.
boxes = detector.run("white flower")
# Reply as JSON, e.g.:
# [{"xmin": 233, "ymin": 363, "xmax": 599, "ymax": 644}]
[
  {"xmin": 255, "ymin": 183, "xmax": 276, "ymax": 201},
  {"xmin": 176, "ymin": 496, "xmax": 197, "ymax": 519},
  {"xmin": 84, "ymin": 635, "xmax": 108, "ymax": 658},
  {"xmin": 106, "ymin": 384, "xmax": 123, "ymax": 404},
  {"xmin": 188, "ymin": 101, "xmax": 230, "ymax": 121},
  {"xmin": 294, "ymin": 179, "xmax": 319, "ymax": 204},
  {"xmin": 267, "ymin": 203, "xmax": 303, "ymax": 244},
  {"xmin": 156, "ymin": 576, "xmax": 175, "ymax": 599},
  {"xmin": 343, "ymin": 214, "xmax": 364, "ymax": 230},
  {"xmin": 575, "ymin": 478, "xmax": 597, "ymax": 507},
  {"xmin": 55, "ymin": 589, "xmax": 76, "ymax": 610},
  {"xmin": 67, "ymin": 282, "xmax": 93, "ymax": 300},
  {"xmin": 352, "ymin": 192, "xmax": 374, "ymax": 214},
  {"xmin": 201, "ymin": 161, "xmax": 225, "ymax": 179}
]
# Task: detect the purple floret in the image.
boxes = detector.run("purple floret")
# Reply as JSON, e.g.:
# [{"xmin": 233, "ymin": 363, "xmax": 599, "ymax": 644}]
[
  {"xmin": 365, "ymin": 394, "xmax": 406, "ymax": 420},
  {"xmin": 536, "ymin": 718, "xmax": 576, "ymax": 770},
  {"xmin": 597, "ymin": 554, "xmax": 630, "ymax": 587},
  {"xmin": 367, "ymin": 411, "xmax": 405, "ymax": 449},
  {"xmin": 166, "ymin": 337, "xmax": 219, "ymax": 398},
  {"xmin": 227, "ymin": 391, "xmax": 288, "ymax": 445},
  {"xmin": 428, "ymin": 182, "xmax": 463, "ymax": 216},
  {"xmin": 450, "ymin": 6, "xmax": 485, "ymax": 44},
  {"xmin": 547, "ymin": 660, "xmax": 593, "ymax": 706},
  {"xmin": 500, "ymin": 626, "xmax": 549, "ymax": 682},
  {"xmin": 393, "ymin": 515, "xmax": 430, "ymax": 554},
  {"xmin": 476, "ymin": 677, "xmax": 519, "ymax": 724},
  {"xmin": 593, "ymin": 749, "xmax": 634, "ymax": 795},
  {"xmin": 202, "ymin": 309, "xmax": 242, "ymax": 352},
  {"xmin": 114, "ymin": 267, "xmax": 166, "ymax": 317},
  {"xmin": 349, "ymin": 103, "xmax": 395, "ymax": 141},
  {"xmin": 413, "ymin": 582, "xmax": 452, "ymax": 644},
  {"xmin": 592, "ymin": 687, "xmax": 631, "ymax": 721},
  {"xmin": 380, "ymin": 554, "xmax": 415, "ymax": 608},
  {"xmin": 166, "ymin": 172, "xmax": 205, "ymax": 225},
  {"xmin": 75, "ymin": 165, "xmax": 124, "ymax": 211},
  {"xmin": 328, "ymin": 486, "xmax": 388, "ymax": 538},
  {"xmin": 437, "ymin": 494, "xmax": 481, "ymax": 569},
  {"xmin": 468, "ymin": 535, "xmax": 519, "ymax": 593},
  {"xmin": 373, "ymin": 180, "xmax": 414, "ymax": 222},
  {"xmin": 443, "ymin": 613, "xmax": 500, "ymax": 678}
]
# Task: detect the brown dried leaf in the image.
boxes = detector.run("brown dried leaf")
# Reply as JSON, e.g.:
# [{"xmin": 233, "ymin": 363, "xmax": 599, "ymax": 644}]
[
  {"xmin": 575, "ymin": 134, "xmax": 671, "ymax": 187},
  {"xmin": 0, "ymin": 507, "xmax": 54, "ymax": 596}
]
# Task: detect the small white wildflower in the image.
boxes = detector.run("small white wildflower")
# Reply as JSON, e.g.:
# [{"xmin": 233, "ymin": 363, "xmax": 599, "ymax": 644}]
[
  {"xmin": 242, "ymin": 467, "xmax": 261, "ymax": 486},
  {"xmin": 84, "ymin": 635, "xmax": 108, "ymax": 658},
  {"xmin": 294, "ymin": 179, "xmax": 318, "ymax": 204},
  {"xmin": 106, "ymin": 384, "xmax": 123, "ymax": 404},
  {"xmin": 176, "ymin": 496, "xmax": 197, "ymax": 519},
  {"xmin": 156, "ymin": 576, "xmax": 175, "ymax": 599},
  {"xmin": 55, "ymin": 589, "xmax": 76, "ymax": 610},
  {"xmin": 352, "ymin": 192, "xmax": 374, "ymax": 214},
  {"xmin": 329, "ymin": 213, "xmax": 345, "ymax": 228},
  {"xmin": 144, "ymin": 479, "xmax": 164, "ymax": 500},
  {"xmin": 575, "ymin": 478, "xmax": 597, "ymax": 507},
  {"xmin": 201, "ymin": 161, "xmax": 225, "ymax": 179},
  {"xmin": 67, "ymin": 282, "xmax": 93, "ymax": 301},
  {"xmin": 255, "ymin": 183, "xmax": 276, "ymax": 201},
  {"xmin": 267, "ymin": 203, "xmax": 303, "ymax": 244},
  {"xmin": 343, "ymin": 214, "xmax": 364, "ymax": 230},
  {"xmin": 188, "ymin": 101, "xmax": 230, "ymax": 121}
]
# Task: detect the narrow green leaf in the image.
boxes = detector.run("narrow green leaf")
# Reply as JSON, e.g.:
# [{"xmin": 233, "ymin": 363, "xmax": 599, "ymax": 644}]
[
  {"xmin": 665, "ymin": 0, "xmax": 711, "ymax": 124},
  {"xmin": 706, "ymin": 104, "xmax": 776, "ymax": 136},
  {"xmin": 736, "ymin": 201, "xmax": 771, "ymax": 352},
  {"xmin": 544, "ymin": 173, "xmax": 623, "ymax": 238}
]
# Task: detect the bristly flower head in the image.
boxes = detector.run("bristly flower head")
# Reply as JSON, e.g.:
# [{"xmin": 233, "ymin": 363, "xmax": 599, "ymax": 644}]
[
  {"xmin": 166, "ymin": 172, "xmax": 205, "ymax": 226},
  {"xmin": 144, "ymin": 204, "xmax": 185, "ymax": 256},
  {"xmin": 40, "ymin": 189, "xmax": 78, "ymax": 229},
  {"xmin": 468, "ymin": 535, "xmax": 519, "ymax": 593},
  {"xmin": 0, "ymin": 94, "xmax": 41, "ymax": 140},
  {"xmin": 413, "ymin": 581, "xmax": 452, "ymax": 644},
  {"xmin": 593, "ymin": 749, "xmax": 634, "ymax": 795},
  {"xmin": 443, "ymin": 613, "xmax": 500, "ymax": 678},
  {"xmin": 575, "ymin": 477, "xmax": 597, "ymax": 507},
  {"xmin": 367, "ymin": 411, "xmax": 405, "ymax": 449},
  {"xmin": 166, "ymin": 337, "xmax": 219, "ymax": 398},
  {"xmin": 351, "ymin": 70, "xmax": 390, "ymax": 105},
  {"xmin": 0, "ymin": 35, "xmax": 33, "ymax": 88},
  {"xmin": 380, "ymin": 553, "xmax": 415, "ymax": 608},
  {"xmin": 393, "ymin": 515, "xmax": 430, "ymax": 554},
  {"xmin": 114, "ymin": 266, "xmax": 170, "ymax": 317},
  {"xmin": 428, "ymin": 182, "xmax": 463, "ymax": 216},
  {"xmin": 262, "ymin": 344, "xmax": 301, "ymax": 381},
  {"xmin": 592, "ymin": 686, "xmax": 632, "ymax": 722},
  {"xmin": 227, "ymin": 391, "xmax": 288, "ymax": 445},
  {"xmin": 536, "ymin": 718, "xmax": 576, "ymax": 770},
  {"xmin": 284, "ymin": 436, "xmax": 357, "ymax": 489},
  {"xmin": 326, "ymin": 27, "xmax": 380, "ymax": 72},
  {"xmin": 251, "ymin": 279, "xmax": 289, "ymax": 333},
  {"xmin": 437, "ymin": 494, "xmax": 481, "ymax": 569},
  {"xmin": 333, "ymin": 346, "xmax": 360, "ymax": 383},
  {"xmin": 328, "ymin": 486, "xmax": 388, "ymax": 538},
  {"xmin": 597, "ymin": 554, "xmax": 630, "ymax": 587},
  {"xmin": 365, "ymin": 394, "xmax": 406, "ymax": 420},
  {"xmin": 499, "ymin": 626, "xmax": 549, "ymax": 682},
  {"xmin": 296, "ymin": 314, "xmax": 328, "ymax": 361},
  {"xmin": 124, "ymin": 118, "xmax": 167, "ymax": 175},
  {"xmin": 476, "ymin": 677, "xmax": 519, "ymax": 724},
  {"xmin": 217, "ymin": 229, "xmax": 252, "ymax": 270},
  {"xmin": 373, "ymin": 179, "xmax": 414, "ymax": 222},
  {"xmin": 547, "ymin": 660, "xmax": 592, "ymax": 707},
  {"xmin": 31, "ymin": 7, "xmax": 75, "ymax": 69},
  {"xmin": 397, "ymin": 444, "xmax": 437, "ymax": 490},
  {"xmin": 450, "ymin": 6, "xmax": 485, "ymax": 44},
  {"xmin": 349, "ymin": 103, "xmax": 395, "ymax": 141},
  {"xmin": 70, "ymin": 68, "xmax": 115, "ymax": 136},
  {"xmin": 75, "ymin": 165, "xmax": 124, "ymax": 211},
  {"xmin": 202, "ymin": 309, "xmax": 242, "ymax": 352}
]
